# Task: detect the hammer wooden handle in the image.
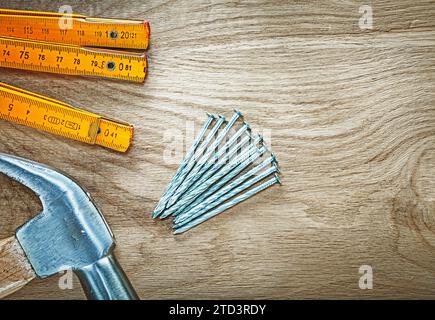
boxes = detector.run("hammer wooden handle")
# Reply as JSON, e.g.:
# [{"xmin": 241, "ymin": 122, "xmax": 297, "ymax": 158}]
[{"xmin": 0, "ymin": 236, "xmax": 36, "ymax": 298}]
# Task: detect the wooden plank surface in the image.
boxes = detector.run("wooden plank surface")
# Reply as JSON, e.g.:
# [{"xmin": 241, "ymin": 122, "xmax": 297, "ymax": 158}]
[{"xmin": 0, "ymin": 0, "xmax": 434, "ymax": 299}]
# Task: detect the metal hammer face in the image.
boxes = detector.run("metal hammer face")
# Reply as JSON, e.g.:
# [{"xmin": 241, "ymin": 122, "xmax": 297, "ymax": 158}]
[{"xmin": 0, "ymin": 153, "xmax": 138, "ymax": 300}]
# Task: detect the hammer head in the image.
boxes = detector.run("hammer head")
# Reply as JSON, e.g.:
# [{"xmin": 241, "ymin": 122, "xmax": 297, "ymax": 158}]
[{"xmin": 0, "ymin": 153, "xmax": 114, "ymax": 278}]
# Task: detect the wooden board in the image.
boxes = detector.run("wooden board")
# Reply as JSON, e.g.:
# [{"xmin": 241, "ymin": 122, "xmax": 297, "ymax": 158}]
[{"xmin": 0, "ymin": 0, "xmax": 434, "ymax": 299}]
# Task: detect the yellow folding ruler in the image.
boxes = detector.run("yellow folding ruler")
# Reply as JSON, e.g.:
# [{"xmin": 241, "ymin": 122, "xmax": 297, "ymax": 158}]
[
  {"xmin": 0, "ymin": 82, "xmax": 134, "ymax": 152},
  {"xmin": 0, "ymin": 9, "xmax": 150, "ymax": 82}
]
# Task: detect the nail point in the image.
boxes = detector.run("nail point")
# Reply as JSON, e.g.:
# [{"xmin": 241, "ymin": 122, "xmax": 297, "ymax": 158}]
[{"xmin": 152, "ymin": 211, "xmax": 160, "ymax": 219}]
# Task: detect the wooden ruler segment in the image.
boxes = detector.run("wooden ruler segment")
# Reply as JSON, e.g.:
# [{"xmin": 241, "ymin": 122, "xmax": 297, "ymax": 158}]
[
  {"xmin": 0, "ymin": 37, "xmax": 147, "ymax": 82},
  {"xmin": 0, "ymin": 9, "xmax": 150, "ymax": 49},
  {"xmin": 0, "ymin": 82, "xmax": 133, "ymax": 152}
]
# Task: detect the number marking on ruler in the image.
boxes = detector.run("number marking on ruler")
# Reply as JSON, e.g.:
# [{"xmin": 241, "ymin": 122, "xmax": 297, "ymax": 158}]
[
  {"xmin": 0, "ymin": 82, "xmax": 133, "ymax": 152},
  {"xmin": 0, "ymin": 9, "xmax": 150, "ymax": 49},
  {"xmin": 0, "ymin": 37, "xmax": 147, "ymax": 82}
]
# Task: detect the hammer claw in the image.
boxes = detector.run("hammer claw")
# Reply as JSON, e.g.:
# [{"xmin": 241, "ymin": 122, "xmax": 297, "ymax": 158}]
[{"xmin": 0, "ymin": 152, "xmax": 71, "ymax": 208}]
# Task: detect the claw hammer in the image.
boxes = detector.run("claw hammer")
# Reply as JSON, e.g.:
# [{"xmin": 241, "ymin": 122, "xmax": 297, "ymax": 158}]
[{"xmin": 0, "ymin": 153, "xmax": 139, "ymax": 300}]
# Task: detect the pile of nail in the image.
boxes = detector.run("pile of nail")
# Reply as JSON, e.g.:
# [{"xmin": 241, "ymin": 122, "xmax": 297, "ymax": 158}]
[{"xmin": 152, "ymin": 110, "xmax": 281, "ymax": 234}]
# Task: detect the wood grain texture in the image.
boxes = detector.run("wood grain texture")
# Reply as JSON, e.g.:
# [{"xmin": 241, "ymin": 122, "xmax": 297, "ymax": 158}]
[
  {"xmin": 0, "ymin": 236, "xmax": 36, "ymax": 298},
  {"xmin": 0, "ymin": 0, "xmax": 434, "ymax": 299}
]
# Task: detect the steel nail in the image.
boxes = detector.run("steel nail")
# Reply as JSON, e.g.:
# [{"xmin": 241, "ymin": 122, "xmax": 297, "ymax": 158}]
[
  {"xmin": 163, "ymin": 110, "xmax": 244, "ymax": 210},
  {"xmin": 164, "ymin": 132, "xmax": 251, "ymax": 211},
  {"xmin": 160, "ymin": 133, "xmax": 260, "ymax": 219},
  {"xmin": 164, "ymin": 132, "xmax": 261, "ymax": 216},
  {"xmin": 152, "ymin": 113, "xmax": 215, "ymax": 216},
  {"xmin": 152, "ymin": 115, "xmax": 226, "ymax": 218},
  {"xmin": 174, "ymin": 173, "xmax": 281, "ymax": 234},
  {"xmin": 172, "ymin": 144, "xmax": 268, "ymax": 217},
  {"xmin": 174, "ymin": 153, "xmax": 276, "ymax": 224},
  {"xmin": 174, "ymin": 162, "xmax": 279, "ymax": 227}
]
